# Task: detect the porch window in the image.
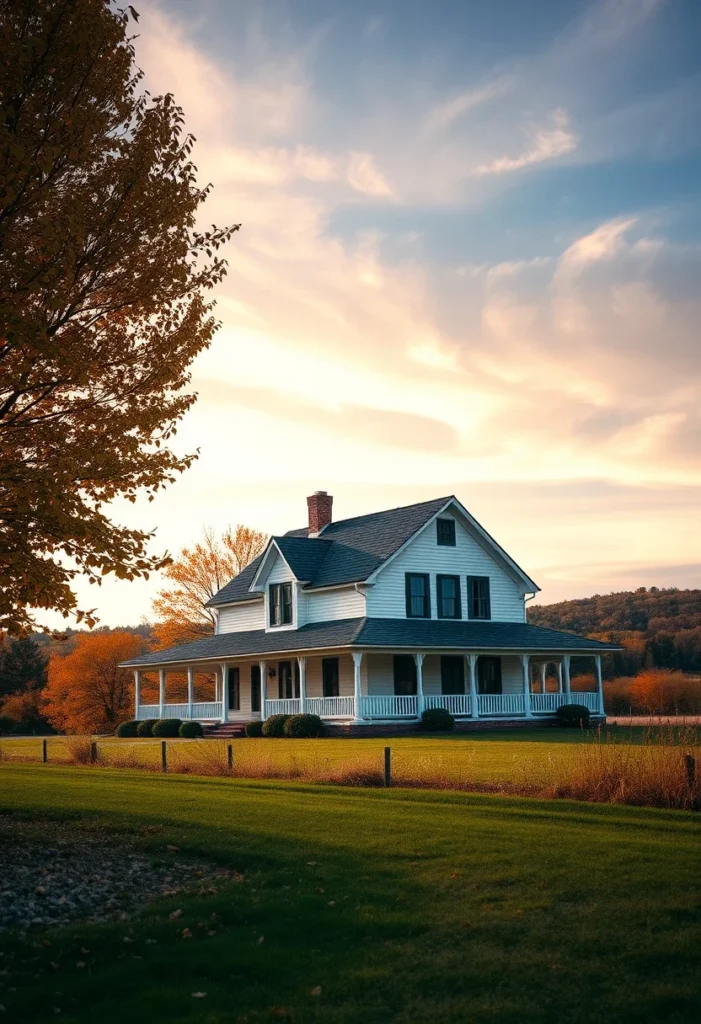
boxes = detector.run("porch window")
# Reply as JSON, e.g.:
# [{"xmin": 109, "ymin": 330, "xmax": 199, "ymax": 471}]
[
  {"xmin": 227, "ymin": 667, "xmax": 240, "ymax": 711},
  {"xmin": 440, "ymin": 655, "xmax": 465, "ymax": 694},
  {"xmin": 269, "ymin": 582, "xmax": 293, "ymax": 626},
  {"xmin": 437, "ymin": 574, "xmax": 462, "ymax": 619},
  {"xmin": 477, "ymin": 656, "xmax": 502, "ymax": 694},
  {"xmin": 466, "ymin": 576, "xmax": 491, "ymax": 620},
  {"xmin": 250, "ymin": 665, "xmax": 261, "ymax": 712},
  {"xmin": 436, "ymin": 518, "xmax": 456, "ymax": 546},
  {"xmin": 322, "ymin": 657, "xmax": 340, "ymax": 697},
  {"xmin": 278, "ymin": 660, "xmax": 300, "ymax": 699},
  {"xmin": 393, "ymin": 654, "xmax": 417, "ymax": 695},
  {"xmin": 405, "ymin": 573, "xmax": 431, "ymax": 618}
]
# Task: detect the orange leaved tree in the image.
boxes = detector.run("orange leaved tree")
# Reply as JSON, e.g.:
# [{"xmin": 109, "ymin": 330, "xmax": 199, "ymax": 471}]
[
  {"xmin": 152, "ymin": 525, "xmax": 267, "ymax": 648},
  {"xmin": 630, "ymin": 669, "xmax": 701, "ymax": 714},
  {"xmin": 43, "ymin": 631, "xmax": 145, "ymax": 734}
]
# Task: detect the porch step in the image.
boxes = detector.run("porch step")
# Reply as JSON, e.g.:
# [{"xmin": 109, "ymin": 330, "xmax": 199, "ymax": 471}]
[{"xmin": 202, "ymin": 723, "xmax": 247, "ymax": 739}]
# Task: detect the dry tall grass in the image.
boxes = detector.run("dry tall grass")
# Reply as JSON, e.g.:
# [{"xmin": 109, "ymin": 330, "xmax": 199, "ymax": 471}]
[{"xmin": 3, "ymin": 728, "xmax": 699, "ymax": 810}]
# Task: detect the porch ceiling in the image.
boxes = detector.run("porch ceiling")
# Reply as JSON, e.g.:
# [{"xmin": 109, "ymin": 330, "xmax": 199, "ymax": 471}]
[{"xmin": 121, "ymin": 617, "xmax": 621, "ymax": 669}]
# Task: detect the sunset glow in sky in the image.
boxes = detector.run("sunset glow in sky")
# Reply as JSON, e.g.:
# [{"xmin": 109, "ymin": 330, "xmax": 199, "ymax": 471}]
[{"xmin": 79, "ymin": 0, "xmax": 701, "ymax": 627}]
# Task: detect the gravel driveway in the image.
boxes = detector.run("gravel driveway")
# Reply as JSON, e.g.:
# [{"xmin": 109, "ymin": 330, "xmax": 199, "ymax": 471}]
[{"xmin": 0, "ymin": 815, "xmax": 239, "ymax": 933}]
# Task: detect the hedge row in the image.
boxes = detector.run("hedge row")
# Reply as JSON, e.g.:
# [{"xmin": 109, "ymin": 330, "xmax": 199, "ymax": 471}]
[{"xmin": 116, "ymin": 719, "xmax": 203, "ymax": 739}]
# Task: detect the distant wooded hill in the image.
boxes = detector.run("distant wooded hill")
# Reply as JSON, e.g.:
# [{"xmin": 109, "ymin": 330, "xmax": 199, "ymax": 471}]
[{"xmin": 528, "ymin": 588, "xmax": 701, "ymax": 674}]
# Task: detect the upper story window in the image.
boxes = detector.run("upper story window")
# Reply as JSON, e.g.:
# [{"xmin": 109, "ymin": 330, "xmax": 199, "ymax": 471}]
[
  {"xmin": 405, "ymin": 573, "xmax": 431, "ymax": 618},
  {"xmin": 269, "ymin": 581, "xmax": 293, "ymax": 626},
  {"xmin": 436, "ymin": 518, "xmax": 456, "ymax": 546},
  {"xmin": 467, "ymin": 576, "xmax": 491, "ymax": 620},
  {"xmin": 437, "ymin": 574, "xmax": 461, "ymax": 619}
]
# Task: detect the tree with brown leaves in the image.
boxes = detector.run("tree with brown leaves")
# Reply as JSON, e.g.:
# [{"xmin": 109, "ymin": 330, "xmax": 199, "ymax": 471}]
[
  {"xmin": 43, "ymin": 630, "xmax": 145, "ymax": 733},
  {"xmin": 152, "ymin": 525, "xmax": 268, "ymax": 648},
  {"xmin": 0, "ymin": 0, "xmax": 239, "ymax": 634}
]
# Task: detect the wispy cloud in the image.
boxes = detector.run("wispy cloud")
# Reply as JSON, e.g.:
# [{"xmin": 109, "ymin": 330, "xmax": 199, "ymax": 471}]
[
  {"xmin": 473, "ymin": 108, "xmax": 577, "ymax": 176},
  {"xmin": 426, "ymin": 76, "xmax": 513, "ymax": 132}
]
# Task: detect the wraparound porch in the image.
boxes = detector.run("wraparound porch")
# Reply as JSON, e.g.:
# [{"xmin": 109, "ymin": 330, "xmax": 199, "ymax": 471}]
[{"xmin": 133, "ymin": 650, "xmax": 605, "ymax": 724}]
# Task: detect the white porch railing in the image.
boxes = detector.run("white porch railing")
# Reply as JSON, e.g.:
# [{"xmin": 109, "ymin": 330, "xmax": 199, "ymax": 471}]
[
  {"xmin": 305, "ymin": 696, "xmax": 356, "ymax": 719},
  {"xmin": 478, "ymin": 693, "xmax": 526, "ymax": 716},
  {"xmin": 362, "ymin": 695, "xmax": 418, "ymax": 718},
  {"xmin": 531, "ymin": 692, "xmax": 599, "ymax": 713},
  {"xmin": 265, "ymin": 698, "xmax": 302, "ymax": 717},
  {"xmin": 136, "ymin": 702, "xmax": 223, "ymax": 721},
  {"xmin": 424, "ymin": 694, "xmax": 473, "ymax": 716}
]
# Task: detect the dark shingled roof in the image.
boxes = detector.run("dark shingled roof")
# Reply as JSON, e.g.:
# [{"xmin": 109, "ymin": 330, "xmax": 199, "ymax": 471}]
[
  {"xmin": 122, "ymin": 618, "xmax": 621, "ymax": 667},
  {"xmin": 207, "ymin": 495, "xmax": 452, "ymax": 608}
]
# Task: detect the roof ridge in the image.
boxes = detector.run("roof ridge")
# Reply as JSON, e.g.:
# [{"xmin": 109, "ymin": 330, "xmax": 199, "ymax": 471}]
[{"xmin": 324, "ymin": 494, "xmax": 453, "ymax": 531}]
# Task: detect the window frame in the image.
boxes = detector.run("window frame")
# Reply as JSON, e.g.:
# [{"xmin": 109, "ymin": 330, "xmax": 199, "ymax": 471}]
[
  {"xmin": 269, "ymin": 581, "xmax": 294, "ymax": 626},
  {"xmin": 405, "ymin": 572, "xmax": 431, "ymax": 618},
  {"xmin": 436, "ymin": 518, "xmax": 456, "ymax": 546},
  {"xmin": 436, "ymin": 574, "xmax": 462, "ymax": 619},
  {"xmin": 466, "ymin": 575, "xmax": 491, "ymax": 620},
  {"xmin": 322, "ymin": 657, "xmax": 340, "ymax": 698}
]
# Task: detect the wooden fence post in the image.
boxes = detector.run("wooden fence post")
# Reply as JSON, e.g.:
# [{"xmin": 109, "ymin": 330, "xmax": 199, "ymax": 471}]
[
  {"xmin": 161, "ymin": 740, "xmax": 167, "ymax": 773},
  {"xmin": 227, "ymin": 743, "xmax": 233, "ymax": 771},
  {"xmin": 384, "ymin": 746, "xmax": 391, "ymax": 788},
  {"xmin": 90, "ymin": 741, "xmax": 97, "ymax": 764},
  {"xmin": 42, "ymin": 739, "xmax": 47, "ymax": 764},
  {"xmin": 684, "ymin": 753, "xmax": 696, "ymax": 788}
]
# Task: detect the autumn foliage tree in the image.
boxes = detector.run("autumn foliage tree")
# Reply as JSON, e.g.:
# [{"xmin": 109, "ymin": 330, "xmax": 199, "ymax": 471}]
[
  {"xmin": 152, "ymin": 525, "xmax": 268, "ymax": 648},
  {"xmin": 43, "ymin": 630, "xmax": 145, "ymax": 733},
  {"xmin": 0, "ymin": 0, "xmax": 239, "ymax": 634}
]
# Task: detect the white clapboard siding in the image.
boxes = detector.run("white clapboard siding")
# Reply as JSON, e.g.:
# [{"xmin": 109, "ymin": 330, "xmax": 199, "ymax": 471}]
[
  {"xmin": 301, "ymin": 586, "xmax": 366, "ymax": 626},
  {"xmin": 267, "ymin": 552, "xmax": 296, "ymax": 583},
  {"xmin": 217, "ymin": 600, "xmax": 265, "ymax": 634},
  {"xmin": 365, "ymin": 510, "xmax": 525, "ymax": 622}
]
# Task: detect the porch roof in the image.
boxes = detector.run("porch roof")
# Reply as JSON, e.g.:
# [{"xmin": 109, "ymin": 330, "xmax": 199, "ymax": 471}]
[{"xmin": 122, "ymin": 617, "xmax": 621, "ymax": 668}]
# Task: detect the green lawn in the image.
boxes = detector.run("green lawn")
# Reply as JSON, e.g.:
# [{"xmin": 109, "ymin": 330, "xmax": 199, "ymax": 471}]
[
  {"xmin": 1, "ymin": 764, "xmax": 700, "ymax": 1023},
  {"xmin": 0, "ymin": 726, "xmax": 673, "ymax": 787}
]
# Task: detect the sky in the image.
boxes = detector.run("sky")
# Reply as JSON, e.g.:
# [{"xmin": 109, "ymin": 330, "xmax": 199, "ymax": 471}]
[{"xmin": 71, "ymin": 0, "xmax": 701, "ymax": 627}]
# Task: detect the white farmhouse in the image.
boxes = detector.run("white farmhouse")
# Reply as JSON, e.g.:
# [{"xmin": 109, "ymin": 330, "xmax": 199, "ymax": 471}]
[{"xmin": 123, "ymin": 491, "xmax": 616, "ymax": 730}]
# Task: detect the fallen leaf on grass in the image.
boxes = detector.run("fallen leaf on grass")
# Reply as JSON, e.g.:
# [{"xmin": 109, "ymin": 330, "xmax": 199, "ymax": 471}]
[
  {"xmin": 191, "ymin": 992, "xmax": 207, "ymax": 998},
  {"xmin": 257, "ymin": 936, "xmax": 264, "ymax": 944},
  {"xmin": 169, "ymin": 909, "xmax": 183, "ymax": 920},
  {"xmin": 181, "ymin": 929, "xmax": 193, "ymax": 939},
  {"xmin": 311, "ymin": 986, "xmax": 322, "ymax": 996}
]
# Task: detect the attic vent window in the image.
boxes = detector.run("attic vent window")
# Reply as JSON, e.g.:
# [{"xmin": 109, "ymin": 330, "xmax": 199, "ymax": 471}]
[{"xmin": 436, "ymin": 519, "xmax": 456, "ymax": 546}]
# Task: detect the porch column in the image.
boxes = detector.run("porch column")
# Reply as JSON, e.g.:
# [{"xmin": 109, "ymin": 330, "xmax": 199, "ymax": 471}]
[
  {"xmin": 219, "ymin": 664, "xmax": 228, "ymax": 722},
  {"xmin": 187, "ymin": 666, "xmax": 194, "ymax": 720},
  {"xmin": 414, "ymin": 653, "xmax": 425, "ymax": 717},
  {"xmin": 259, "ymin": 661, "xmax": 267, "ymax": 720},
  {"xmin": 298, "ymin": 656, "xmax": 307, "ymax": 713},
  {"xmin": 594, "ymin": 654, "xmax": 605, "ymax": 715},
  {"xmin": 557, "ymin": 661, "xmax": 563, "ymax": 693},
  {"xmin": 520, "ymin": 654, "xmax": 533, "ymax": 718},
  {"xmin": 352, "ymin": 651, "xmax": 364, "ymax": 721},
  {"xmin": 539, "ymin": 663, "xmax": 547, "ymax": 693},
  {"xmin": 133, "ymin": 670, "xmax": 141, "ymax": 719},
  {"xmin": 562, "ymin": 655, "xmax": 572, "ymax": 697},
  {"xmin": 467, "ymin": 654, "xmax": 479, "ymax": 718},
  {"xmin": 158, "ymin": 669, "xmax": 166, "ymax": 719}
]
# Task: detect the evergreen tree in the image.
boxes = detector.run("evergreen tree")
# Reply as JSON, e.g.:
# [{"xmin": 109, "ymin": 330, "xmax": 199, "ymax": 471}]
[{"xmin": 0, "ymin": 636, "xmax": 48, "ymax": 697}]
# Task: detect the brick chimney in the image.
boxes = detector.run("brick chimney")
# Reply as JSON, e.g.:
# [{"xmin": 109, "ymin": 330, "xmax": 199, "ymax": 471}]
[{"xmin": 307, "ymin": 490, "xmax": 333, "ymax": 536}]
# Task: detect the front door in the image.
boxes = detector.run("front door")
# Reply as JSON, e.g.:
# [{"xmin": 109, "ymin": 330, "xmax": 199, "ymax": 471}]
[
  {"xmin": 278, "ymin": 661, "xmax": 300, "ymax": 699},
  {"xmin": 477, "ymin": 656, "xmax": 502, "ymax": 695},
  {"xmin": 440, "ymin": 656, "xmax": 465, "ymax": 694},
  {"xmin": 393, "ymin": 655, "xmax": 417, "ymax": 695},
  {"xmin": 227, "ymin": 667, "xmax": 240, "ymax": 711}
]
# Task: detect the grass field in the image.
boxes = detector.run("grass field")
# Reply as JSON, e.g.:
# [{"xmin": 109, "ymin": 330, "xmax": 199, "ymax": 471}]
[
  {"xmin": 2, "ymin": 726, "xmax": 699, "ymax": 806},
  {"xmin": 1, "ymin": 764, "xmax": 700, "ymax": 1023}
]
